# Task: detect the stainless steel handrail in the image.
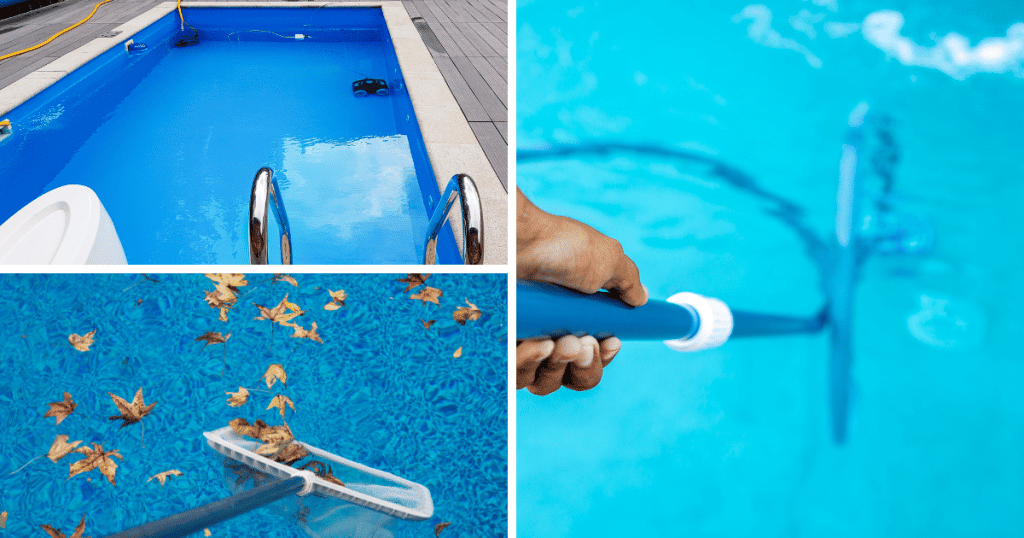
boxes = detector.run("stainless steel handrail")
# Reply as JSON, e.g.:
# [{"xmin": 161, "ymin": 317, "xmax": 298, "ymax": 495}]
[
  {"xmin": 248, "ymin": 167, "xmax": 292, "ymax": 264},
  {"xmin": 423, "ymin": 173, "xmax": 483, "ymax": 264}
]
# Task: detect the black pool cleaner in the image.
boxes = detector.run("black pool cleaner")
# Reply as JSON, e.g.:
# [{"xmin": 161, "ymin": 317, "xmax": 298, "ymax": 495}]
[
  {"xmin": 173, "ymin": 29, "xmax": 199, "ymax": 47},
  {"xmin": 353, "ymin": 78, "xmax": 389, "ymax": 96}
]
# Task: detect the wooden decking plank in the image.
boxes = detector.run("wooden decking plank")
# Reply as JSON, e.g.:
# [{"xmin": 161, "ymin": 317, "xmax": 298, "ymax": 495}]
[
  {"xmin": 434, "ymin": 0, "xmax": 465, "ymax": 24},
  {"xmin": 422, "ymin": 18, "xmax": 466, "ymax": 57},
  {"xmin": 432, "ymin": 54, "xmax": 489, "ymax": 122},
  {"xmin": 452, "ymin": 19, "xmax": 496, "ymax": 56},
  {"xmin": 469, "ymin": 120, "xmax": 506, "ymax": 188},
  {"xmin": 494, "ymin": 120, "xmax": 506, "ymax": 144},
  {"xmin": 479, "ymin": 20, "xmax": 504, "ymax": 47},
  {"xmin": 457, "ymin": 1, "xmax": 488, "ymax": 24},
  {"xmin": 468, "ymin": 54, "xmax": 504, "ymax": 106},
  {"xmin": 451, "ymin": 54, "xmax": 503, "ymax": 121},
  {"xmin": 467, "ymin": 21, "xmax": 501, "ymax": 55},
  {"xmin": 486, "ymin": 54, "xmax": 506, "ymax": 81},
  {"xmin": 436, "ymin": 18, "xmax": 483, "ymax": 57}
]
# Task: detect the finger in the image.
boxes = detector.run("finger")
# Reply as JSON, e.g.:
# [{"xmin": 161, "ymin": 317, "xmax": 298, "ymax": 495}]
[
  {"xmin": 528, "ymin": 336, "xmax": 580, "ymax": 395},
  {"xmin": 604, "ymin": 253, "xmax": 647, "ymax": 307},
  {"xmin": 598, "ymin": 337, "xmax": 621, "ymax": 367},
  {"xmin": 563, "ymin": 336, "xmax": 603, "ymax": 391},
  {"xmin": 516, "ymin": 339, "xmax": 555, "ymax": 390}
]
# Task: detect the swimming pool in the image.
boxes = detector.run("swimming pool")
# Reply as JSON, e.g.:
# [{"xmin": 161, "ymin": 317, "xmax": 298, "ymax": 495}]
[
  {"xmin": 517, "ymin": 0, "xmax": 1024, "ymax": 535},
  {"xmin": 0, "ymin": 273, "xmax": 507, "ymax": 537},
  {"xmin": 0, "ymin": 3, "xmax": 504, "ymax": 264}
]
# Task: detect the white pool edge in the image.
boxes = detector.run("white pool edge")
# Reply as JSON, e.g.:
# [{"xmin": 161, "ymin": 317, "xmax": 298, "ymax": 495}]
[{"xmin": 0, "ymin": 1, "xmax": 507, "ymax": 265}]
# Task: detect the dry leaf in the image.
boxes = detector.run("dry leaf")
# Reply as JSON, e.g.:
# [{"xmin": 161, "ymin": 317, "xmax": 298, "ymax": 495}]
[
  {"xmin": 298, "ymin": 460, "xmax": 345, "ymax": 487},
  {"xmin": 435, "ymin": 522, "xmax": 452, "ymax": 536},
  {"xmin": 69, "ymin": 444, "xmax": 123, "ymax": 486},
  {"xmin": 205, "ymin": 273, "xmax": 248, "ymax": 291},
  {"xmin": 135, "ymin": 299, "xmax": 143, "ymax": 306},
  {"xmin": 225, "ymin": 387, "xmax": 249, "ymax": 407},
  {"xmin": 44, "ymin": 392, "xmax": 76, "ymax": 425},
  {"xmin": 256, "ymin": 441, "xmax": 308, "ymax": 465},
  {"xmin": 267, "ymin": 395, "xmax": 296, "ymax": 420},
  {"xmin": 254, "ymin": 294, "xmax": 305, "ymax": 325},
  {"xmin": 47, "ymin": 434, "xmax": 84, "ymax": 463},
  {"xmin": 195, "ymin": 331, "xmax": 230, "ymax": 349},
  {"xmin": 41, "ymin": 515, "xmax": 89, "ymax": 538},
  {"xmin": 421, "ymin": 319, "xmax": 436, "ymax": 330},
  {"xmin": 453, "ymin": 347, "xmax": 462, "ymax": 358},
  {"xmin": 68, "ymin": 330, "xmax": 96, "ymax": 352},
  {"xmin": 148, "ymin": 469, "xmax": 183, "ymax": 486},
  {"xmin": 204, "ymin": 529, "xmax": 211, "ymax": 537},
  {"xmin": 324, "ymin": 289, "xmax": 347, "ymax": 310},
  {"xmin": 286, "ymin": 321, "xmax": 323, "ymax": 344},
  {"xmin": 273, "ymin": 274, "xmax": 298, "ymax": 287},
  {"xmin": 261, "ymin": 364, "xmax": 287, "ymax": 389},
  {"xmin": 107, "ymin": 388, "xmax": 156, "ymax": 429},
  {"xmin": 396, "ymin": 273, "xmax": 430, "ymax": 293},
  {"xmin": 0, "ymin": 511, "xmax": 6, "ymax": 530},
  {"xmin": 410, "ymin": 286, "xmax": 443, "ymax": 305},
  {"xmin": 230, "ymin": 419, "xmax": 294, "ymax": 445},
  {"xmin": 453, "ymin": 300, "xmax": 482, "ymax": 325}
]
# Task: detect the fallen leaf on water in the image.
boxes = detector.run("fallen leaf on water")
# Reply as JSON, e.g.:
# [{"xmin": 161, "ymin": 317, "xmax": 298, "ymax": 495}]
[
  {"xmin": 41, "ymin": 515, "xmax": 89, "ymax": 538},
  {"xmin": 254, "ymin": 294, "xmax": 305, "ymax": 325},
  {"xmin": 107, "ymin": 388, "xmax": 156, "ymax": 429},
  {"xmin": 396, "ymin": 273, "xmax": 430, "ymax": 293},
  {"xmin": 47, "ymin": 434, "xmax": 83, "ymax": 463},
  {"xmin": 147, "ymin": 469, "xmax": 183, "ymax": 486},
  {"xmin": 44, "ymin": 392, "xmax": 76, "ymax": 425},
  {"xmin": 453, "ymin": 300, "xmax": 482, "ymax": 325},
  {"xmin": 1, "ymin": 510, "xmax": 7, "ymax": 529},
  {"xmin": 68, "ymin": 330, "xmax": 96, "ymax": 352},
  {"xmin": 286, "ymin": 321, "xmax": 323, "ymax": 344},
  {"xmin": 273, "ymin": 274, "xmax": 298, "ymax": 287},
  {"xmin": 69, "ymin": 444, "xmax": 123, "ymax": 486},
  {"xmin": 435, "ymin": 522, "xmax": 452, "ymax": 536},
  {"xmin": 453, "ymin": 347, "xmax": 462, "ymax": 358},
  {"xmin": 410, "ymin": 286, "xmax": 443, "ymax": 305},
  {"xmin": 267, "ymin": 394, "xmax": 297, "ymax": 420},
  {"xmin": 135, "ymin": 299, "xmax": 143, "ymax": 306},
  {"xmin": 195, "ymin": 331, "xmax": 230, "ymax": 349},
  {"xmin": 225, "ymin": 387, "xmax": 249, "ymax": 407},
  {"xmin": 205, "ymin": 273, "xmax": 248, "ymax": 292},
  {"xmin": 204, "ymin": 529, "xmax": 211, "ymax": 537},
  {"xmin": 421, "ymin": 319, "xmax": 436, "ymax": 330},
  {"xmin": 324, "ymin": 289, "xmax": 347, "ymax": 310},
  {"xmin": 261, "ymin": 364, "xmax": 287, "ymax": 389}
]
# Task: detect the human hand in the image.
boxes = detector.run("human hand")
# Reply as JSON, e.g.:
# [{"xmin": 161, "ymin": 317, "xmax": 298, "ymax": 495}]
[{"xmin": 516, "ymin": 335, "xmax": 622, "ymax": 395}]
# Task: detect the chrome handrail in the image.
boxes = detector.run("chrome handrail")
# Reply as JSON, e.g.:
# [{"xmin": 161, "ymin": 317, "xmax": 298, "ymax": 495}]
[
  {"xmin": 248, "ymin": 167, "xmax": 292, "ymax": 264},
  {"xmin": 423, "ymin": 173, "xmax": 483, "ymax": 264}
]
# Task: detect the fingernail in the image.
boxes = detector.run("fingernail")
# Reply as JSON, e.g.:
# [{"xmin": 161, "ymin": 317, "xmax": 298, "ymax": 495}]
[
  {"xmin": 602, "ymin": 341, "xmax": 620, "ymax": 362},
  {"xmin": 576, "ymin": 351, "xmax": 593, "ymax": 368}
]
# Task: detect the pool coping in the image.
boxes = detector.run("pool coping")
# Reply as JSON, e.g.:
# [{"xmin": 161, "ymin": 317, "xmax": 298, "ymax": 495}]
[{"xmin": 0, "ymin": 1, "xmax": 507, "ymax": 265}]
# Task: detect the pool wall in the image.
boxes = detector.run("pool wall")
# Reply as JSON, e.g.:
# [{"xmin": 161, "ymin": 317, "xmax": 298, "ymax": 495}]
[{"xmin": 0, "ymin": 1, "xmax": 507, "ymax": 264}]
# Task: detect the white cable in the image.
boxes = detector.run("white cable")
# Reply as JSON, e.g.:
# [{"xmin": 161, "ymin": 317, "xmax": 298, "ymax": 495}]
[{"xmin": 663, "ymin": 292, "xmax": 734, "ymax": 352}]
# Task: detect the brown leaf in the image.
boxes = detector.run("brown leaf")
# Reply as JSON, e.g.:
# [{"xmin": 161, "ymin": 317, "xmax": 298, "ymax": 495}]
[
  {"xmin": 147, "ymin": 469, "xmax": 183, "ymax": 486},
  {"xmin": 435, "ymin": 522, "xmax": 452, "ymax": 536},
  {"xmin": 204, "ymin": 529, "xmax": 211, "ymax": 537},
  {"xmin": 229, "ymin": 419, "xmax": 293, "ymax": 445},
  {"xmin": 396, "ymin": 273, "xmax": 430, "ymax": 293},
  {"xmin": 1, "ymin": 510, "xmax": 7, "ymax": 530},
  {"xmin": 453, "ymin": 347, "xmax": 462, "ymax": 358},
  {"xmin": 298, "ymin": 460, "xmax": 345, "ymax": 486},
  {"xmin": 69, "ymin": 444, "xmax": 123, "ymax": 486},
  {"xmin": 410, "ymin": 286, "xmax": 443, "ymax": 305},
  {"xmin": 324, "ymin": 289, "xmax": 347, "ymax": 310},
  {"xmin": 205, "ymin": 273, "xmax": 248, "ymax": 291},
  {"xmin": 254, "ymin": 294, "xmax": 305, "ymax": 325},
  {"xmin": 257, "ymin": 441, "xmax": 308, "ymax": 465},
  {"xmin": 68, "ymin": 330, "xmax": 96, "ymax": 352},
  {"xmin": 107, "ymin": 388, "xmax": 156, "ymax": 429},
  {"xmin": 44, "ymin": 392, "xmax": 76, "ymax": 425},
  {"xmin": 225, "ymin": 387, "xmax": 249, "ymax": 407},
  {"xmin": 47, "ymin": 434, "xmax": 83, "ymax": 463},
  {"xmin": 421, "ymin": 319, "xmax": 436, "ymax": 330},
  {"xmin": 135, "ymin": 299, "xmax": 143, "ymax": 306},
  {"xmin": 453, "ymin": 299, "xmax": 482, "ymax": 325},
  {"xmin": 195, "ymin": 331, "xmax": 230, "ymax": 349},
  {"xmin": 41, "ymin": 515, "xmax": 89, "ymax": 538},
  {"xmin": 287, "ymin": 321, "xmax": 323, "ymax": 344},
  {"xmin": 267, "ymin": 395, "xmax": 296, "ymax": 420},
  {"xmin": 261, "ymin": 364, "xmax": 287, "ymax": 389},
  {"xmin": 273, "ymin": 274, "xmax": 298, "ymax": 286}
]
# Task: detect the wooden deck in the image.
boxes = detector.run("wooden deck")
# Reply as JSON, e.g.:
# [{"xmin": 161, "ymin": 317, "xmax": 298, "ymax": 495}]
[{"xmin": 0, "ymin": 0, "xmax": 507, "ymax": 189}]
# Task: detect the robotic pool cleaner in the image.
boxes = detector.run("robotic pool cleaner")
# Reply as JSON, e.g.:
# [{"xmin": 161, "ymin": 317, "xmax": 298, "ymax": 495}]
[{"xmin": 352, "ymin": 78, "xmax": 389, "ymax": 96}]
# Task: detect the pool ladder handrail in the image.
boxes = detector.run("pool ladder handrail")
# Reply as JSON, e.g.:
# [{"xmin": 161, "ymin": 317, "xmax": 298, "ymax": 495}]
[
  {"xmin": 423, "ymin": 173, "xmax": 483, "ymax": 264},
  {"xmin": 248, "ymin": 167, "xmax": 292, "ymax": 265}
]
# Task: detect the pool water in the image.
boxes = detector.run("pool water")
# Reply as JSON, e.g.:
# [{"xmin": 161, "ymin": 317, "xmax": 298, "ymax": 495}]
[
  {"xmin": 517, "ymin": 0, "xmax": 1024, "ymax": 536},
  {"xmin": 0, "ymin": 273, "xmax": 506, "ymax": 537},
  {"xmin": 0, "ymin": 8, "xmax": 460, "ymax": 264}
]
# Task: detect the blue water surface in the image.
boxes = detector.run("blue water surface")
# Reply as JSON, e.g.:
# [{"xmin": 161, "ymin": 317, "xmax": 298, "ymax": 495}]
[
  {"xmin": 517, "ymin": 0, "xmax": 1024, "ymax": 536},
  {"xmin": 0, "ymin": 273, "xmax": 506, "ymax": 537}
]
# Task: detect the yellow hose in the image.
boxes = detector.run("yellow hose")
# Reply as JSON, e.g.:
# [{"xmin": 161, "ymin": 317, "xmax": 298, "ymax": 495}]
[
  {"xmin": 0, "ymin": 0, "xmax": 118, "ymax": 62},
  {"xmin": 178, "ymin": 0, "xmax": 197, "ymax": 32}
]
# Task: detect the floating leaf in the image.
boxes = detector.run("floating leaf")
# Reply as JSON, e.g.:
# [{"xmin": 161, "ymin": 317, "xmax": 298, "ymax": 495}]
[
  {"xmin": 44, "ymin": 392, "xmax": 76, "ymax": 425},
  {"xmin": 68, "ymin": 330, "xmax": 96, "ymax": 352},
  {"xmin": 261, "ymin": 364, "xmax": 287, "ymax": 389},
  {"xmin": 421, "ymin": 319, "xmax": 436, "ymax": 330},
  {"xmin": 410, "ymin": 286, "xmax": 443, "ymax": 305},
  {"xmin": 107, "ymin": 388, "xmax": 156, "ymax": 429},
  {"xmin": 0, "ymin": 511, "xmax": 6, "ymax": 529},
  {"xmin": 69, "ymin": 444, "xmax": 123, "ymax": 486},
  {"xmin": 453, "ymin": 347, "xmax": 462, "ymax": 358},
  {"xmin": 205, "ymin": 273, "xmax": 248, "ymax": 292},
  {"xmin": 195, "ymin": 331, "xmax": 230, "ymax": 349},
  {"xmin": 254, "ymin": 294, "xmax": 305, "ymax": 325},
  {"xmin": 147, "ymin": 469, "xmax": 183, "ymax": 486},
  {"xmin": 286, "ymin": 321, "xmax": 323, "ymax": 344},
  {"xmin": 324, "ymin": 289, "xmax": 347, "ymax": 310},
  {"xmin": 205, "ymin": 529, "xmax": 211, "ymax": 537},
  {"xmin": 435, "ymin": 522, "xmax": 452, "ymax": 536},
  {"xmin": 135, "ymin": 299, "xmax": 143, "ymax": 306},
  {"xmin": 267, "ymin": 395, "xmax": 296, "ymax": 420},
  {"xmin": 225, "ymin": 387, "xmax": 249, "ymax": 407},
  {"xmin": 41, "ymin": 515, "xmax": 89, "ymax": 538},
  {"xmin": 273, "ymin": 274, "xmax": 298, "ymax": 287},
  {"xmin": 396, "ymin": 273, "xmax": 430, "ymax": 293},
  {"xmin": 47, "ymin": 435, "xmax": 83, "ymax": 463},
  {"xmin": 453, "ymin": 300, "xmax": 482, "ymax": 325}
]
